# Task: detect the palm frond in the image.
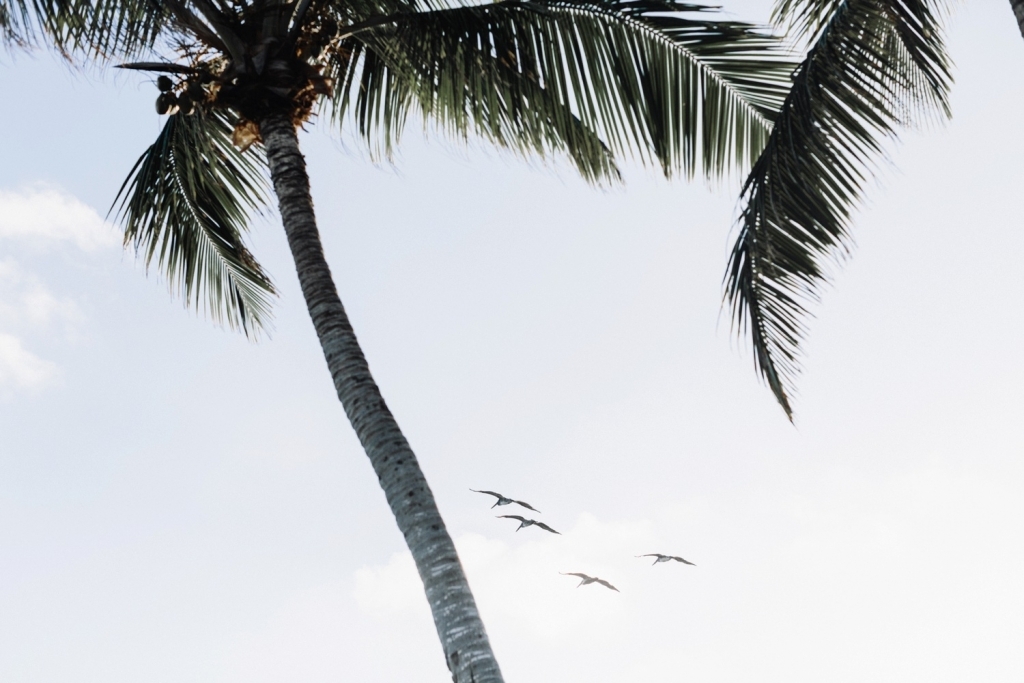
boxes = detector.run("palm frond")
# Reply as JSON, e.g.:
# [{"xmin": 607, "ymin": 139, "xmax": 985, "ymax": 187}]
[
  {"xmin": 67, "ymin": 0, "xmax": 171, "ymax": 59},
  {"xmin": 1, "ymin": 0, "xmax": 62, "ymax": 49},
  {"xmin": 772, "ymin": 0, "xmax": 845, "ymax": 41},
  {"xmin": 325, "ymin": 0, "xmax": 433, "ymax": 25},
  {"xmin": 0, "ymin": 0, "xmax": 165, "ymax": 57},
  {"xmin": 328, "ymin": 0, "xmax": 795, "ymax": 182},
  {"xmin": 331, "ymin": 34, "xmax": 623, "ymax": 182},
  {"xmin": 725, "ymin": 0, "xmax": 952, "ymax": 418},
  {"xmin": 115, "ymin": 108, "xmax": 276, "ymax": 336},
  {"xmin": 1, "ymin": 0, "xmax": 26, "ymax": 47}
]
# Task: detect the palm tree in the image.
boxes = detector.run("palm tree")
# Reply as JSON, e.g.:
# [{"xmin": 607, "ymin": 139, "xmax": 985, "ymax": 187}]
[
  {"xmin": 9, "ymin": 0, "xmax": 792, "ymax": 679},
  {"xmin": 725, "ymin": 0, "xmax": 960, "ymax": 419}
]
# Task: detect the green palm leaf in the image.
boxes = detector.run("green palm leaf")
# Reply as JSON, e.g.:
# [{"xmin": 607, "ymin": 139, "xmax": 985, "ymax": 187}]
[
  {"xmin": 724, "ymin": 0, "xmax": 952, "ymax": 418},
  {"xmin": 70, "ymin": 0, "xmax": 164, "ymax": 58},
  {"xmin": 329, "ymin": 0, "xmax": 794, "ymax": 182},
  {"xmin": 331, "ymin": 26, "xmax": 623, "ymax": 182},
  {"xmin": 1, "ymin": 0, "xmax": 61, "ymax": 48},
  {"xmin": 0, "ymin": 0, "xmax": 161, "ymax": 56},
  {"xmin": 114, "ymin": 108, "xmax": 276, "ymax": 336},
  {"xmin": 1, "ymin": 0, "xmax": 27, "ymax": 46}
]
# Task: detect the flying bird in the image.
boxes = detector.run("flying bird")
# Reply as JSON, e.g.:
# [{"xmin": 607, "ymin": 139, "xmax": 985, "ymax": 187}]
[
  {"xmin": 497, "ymin": 515, "xmax": 560, "ymax": 534},
  {"xmin": 560, "ymin": 572, "xmax": 620, "ymax": 592},
  {"xmin": 637, "ymin": 553, "xmax": 696, "ymax": 566},
  {"xmin": 470, "ymin": 489, "xmax": 541, "ymax": 513}
]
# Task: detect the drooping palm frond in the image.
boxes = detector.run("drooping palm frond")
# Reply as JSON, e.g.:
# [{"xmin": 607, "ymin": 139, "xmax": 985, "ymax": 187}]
[
  {"xmin": 331, "ymin": 29, "xmax": 623, "ymax": 182},
  {"xmin": 725, "ymin": 0, "xmax": 952, "ymax": 418},
  {"xmin": 0, "ymin": 0, "xmax": 161, "ymax": 57},
  {"xmin": 1, "ymin": 0, "xmax": 58, "ymax": 48},
  {"xmin": 69, "ymin": 0, "xmax": 165, "ymax": 58},
  {"xmin": 328, "ymin": 0, "xmax": 795, "ymax": 182},
  {"xmin": 115, "ymin": 108, "xmax": 276, "ymax": 336},
  {"xmin": 1, "ymin": 0, "xmax": 25, "ymax": 46}
]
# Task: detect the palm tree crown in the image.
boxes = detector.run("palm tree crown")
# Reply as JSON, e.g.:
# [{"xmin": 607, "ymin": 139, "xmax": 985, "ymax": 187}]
[{"xmin": 82, "ymin": 0, "xmax": 793, "ymax": 333}]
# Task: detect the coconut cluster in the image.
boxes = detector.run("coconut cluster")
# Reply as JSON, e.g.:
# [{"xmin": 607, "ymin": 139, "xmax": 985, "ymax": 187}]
[
  {"xmin": 149, "ymin": 10, "xmax": 342, "ymax": 150},
  {"xmin": 155, "ymin": 74, "xmax": 212, "ymax": 116}
]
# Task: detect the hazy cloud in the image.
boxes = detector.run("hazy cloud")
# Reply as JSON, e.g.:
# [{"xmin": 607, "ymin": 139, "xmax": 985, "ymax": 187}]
[
  {"xmin": 0, "ymin": 185, "xmax": 117, "ymax": 250},
  {"xmin": 0, "ymin": 259, "xmax": 81, "ymax": 329},
  {"xmin": 0, "ymin": 259, "xmax": 79, "ymax": 393},
  {"xmin": 353, "ymin": 514, "xmax": 653, "ymax": 638},
  {"xmin": 0, "ymin": 333, "xmax": 58, "ymax": 389},
  {"xmin": 0, "ymin": 185, "xmax": 104, "ymax": 393}
]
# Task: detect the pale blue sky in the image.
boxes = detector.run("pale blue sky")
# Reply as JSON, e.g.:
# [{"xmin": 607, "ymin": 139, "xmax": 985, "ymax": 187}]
[{"xmin": 2, "ymin": 3, "xmax": 1024, "ymax": 682}]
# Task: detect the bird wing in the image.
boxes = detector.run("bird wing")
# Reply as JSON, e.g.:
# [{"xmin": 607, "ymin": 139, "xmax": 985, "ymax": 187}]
[
  {"xmin": 513, "ymin": 499, "xmax": 541, "ymax": 513},
  {"xmin": 471, "ymin": 489, "xmax": 503, "ymax": 499},
  {"xmin": 596, "ymin": 578, "xmax": 620, "ymax": 592},
  {"xmin": 671, "ymin": 556, "xmax": 696, "ymax": 566},
  {"xmin": 497, "ymin": 515, "xmax": 526, "ymax": 522},
  {"xmin": 534, "ymin": 521, "xmax": 561, "ymax": 534},
  {"xmin": 560, "ymin": 572, "xmax": 591, "ymax": 580},
  {"xmin": 636, "ymin": 554, "xmax": 660, "ymax": 559}
]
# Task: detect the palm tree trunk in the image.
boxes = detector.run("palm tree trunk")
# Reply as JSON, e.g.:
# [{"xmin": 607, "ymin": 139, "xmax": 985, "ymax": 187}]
[
  {"xmin": 1013, "ymin": 0, "xmax": 1024, "ymax": 38},
  {"xmin": 258, "ymin": 110, "xmax": 504, "ymax": 683}
]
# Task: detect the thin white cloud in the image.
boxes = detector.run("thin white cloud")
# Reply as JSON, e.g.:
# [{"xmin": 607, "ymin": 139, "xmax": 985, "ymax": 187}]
[
  {"xmin": 0, "ymin": 333, "xmax": 58, "ymax": 389},
  {"xmin": 0, "ymin": 184, "xmax": 105, "ymax": 394},
  {"xmin": 0, "ymin": 185, "xmax": 118, "ymax": 250},
  {"xmin": 0, "ymin": 259, "xmax": 81, "ymax": 329},
  {"xmin": 347, "ymin": 477, "xmax": 1024, "ymax": 683},
  {"xmin": 353, "ymin": 550, "xmax": 429, "ymax": 618},
  {"xmin": 353, "ymin": 513, "xmax": 655, "ymax": 639}
]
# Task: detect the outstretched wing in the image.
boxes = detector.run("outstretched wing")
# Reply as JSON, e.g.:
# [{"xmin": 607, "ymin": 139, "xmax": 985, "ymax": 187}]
[
  {"xmin": 671, "ymin": 556, "xmax": 696, "ymax": 566},
  {"xmin": 636, "ymin": 554, "xmax": 660, "ymax": 558},
  {"xmin": 470, "ymin": 489, "xmax": 503, "ymax": 499},
  {"xmin": 497, "ymin": 515, "xmax": 526, "ymax": 522},
  {"xmin": 512, "ymin": 499, "xmax": 541, "ymax": 513},
  {"xmin": 596, "ymin": 578, "xmax": 620, "ymax": 592},
  {"xmin": 560, "ymin": 572, "xmax": 591, "ymax": 579},
  {"xmin": 534, "ymin": 521, "xmax": 562, "ymax": 535}
]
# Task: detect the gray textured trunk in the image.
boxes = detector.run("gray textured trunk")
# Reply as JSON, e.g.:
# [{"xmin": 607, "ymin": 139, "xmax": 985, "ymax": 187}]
[
  {"xmin": 259, "ymin": 111, "xmax": 503, "ymax": 683},
  {"xmin": 1013, "ymin": 0, "xmax": 1024, "ymax": 38}
]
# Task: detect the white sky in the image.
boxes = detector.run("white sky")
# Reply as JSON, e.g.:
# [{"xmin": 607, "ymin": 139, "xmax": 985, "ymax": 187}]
[{"xmin": 2, "ymin": 2, "xmax": 1024, "ymax": 682}]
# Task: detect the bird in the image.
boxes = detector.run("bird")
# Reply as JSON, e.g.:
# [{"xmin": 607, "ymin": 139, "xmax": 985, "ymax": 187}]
[
  {"xmin": 497, "ymin": 515, "xmax": 560, "ymax": 534},
  {"xmin": 637, "ymin": 553, "xmax": 696, "ymax": 566},
  {"xmin": 560, "ymin": 572, "xmax": 620, "ymax": 592},
  {"xmin": 470, "ymin": 489, "xmax": 541, "ymax": 513}
]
